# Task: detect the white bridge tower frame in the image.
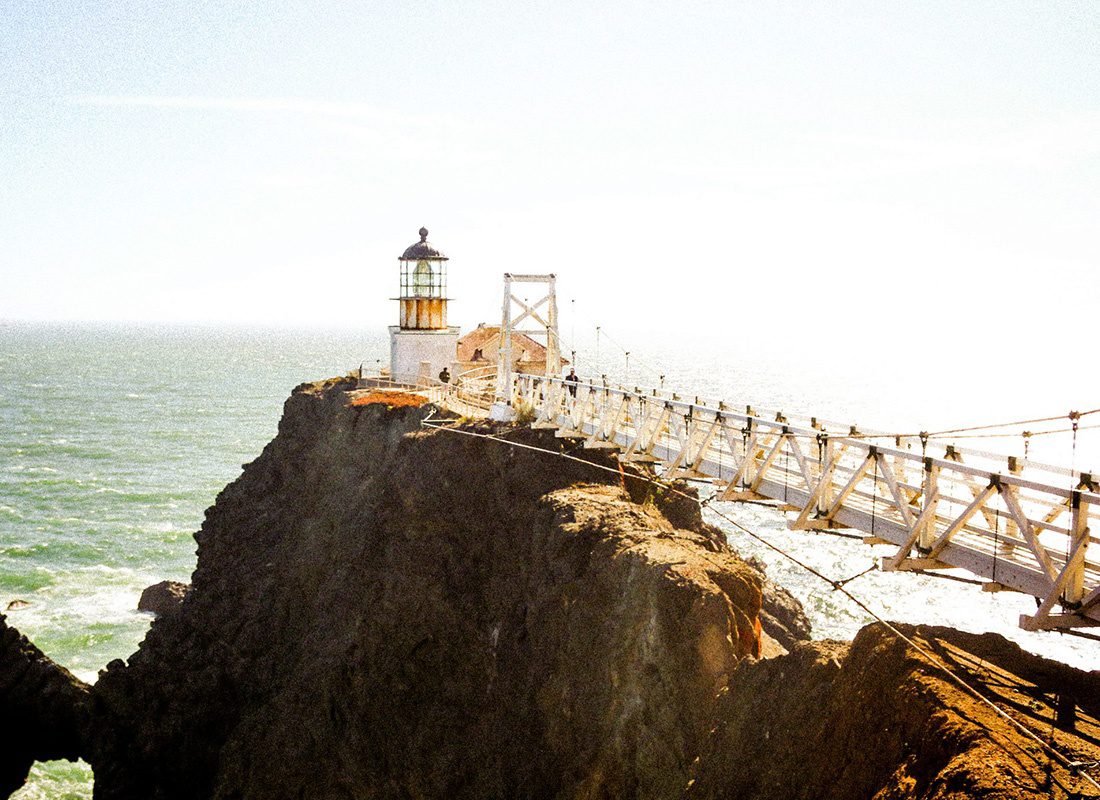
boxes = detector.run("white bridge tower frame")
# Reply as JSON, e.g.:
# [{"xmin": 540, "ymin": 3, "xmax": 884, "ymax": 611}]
[{"xmin": 490, "ymin": 273, "xmax": 561, "ymax": 420}]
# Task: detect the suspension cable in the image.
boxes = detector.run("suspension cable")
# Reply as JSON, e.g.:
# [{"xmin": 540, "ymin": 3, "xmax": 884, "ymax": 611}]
[
  {"xmin": 528, "ymin": 338, "xmax": 1100, "ymax": 456},
  {"xmin": 926, "ymin": 422, "xmax": 1100, "ymax": 440},
  {"xmin": 919, "ymin": 408, "xmax": 1100, "ymax": 438},
  {"xmin": 555, "ymin": 303, "xmax": 1098, "ymax": 448}
]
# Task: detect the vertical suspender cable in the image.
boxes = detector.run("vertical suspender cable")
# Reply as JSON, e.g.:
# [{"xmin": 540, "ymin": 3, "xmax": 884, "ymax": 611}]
[
  {"xmin": 595, "ymin": 325, "xmax": 601, "ymax": 376},
  {"xmin": 992, "ymin": 502, "xmax": 1000, "ymax": 584},
  {"xmin": 870, "ymin": 448, "xmax": 879, "ymax": 538},
  {"xmin": 570, "ymin": 298, "xmax": 576, "ymax": 367},
  {"xmin": 1067, "ymin": 411, "xmax": 1081, "ymax": 599},
  {"xmin": 741, "ymin": 423, "xmax": 751, "ymax": 492},
  {"xmin": 782, "ymin": 426, "xmax": 790, "ymax": 504}
]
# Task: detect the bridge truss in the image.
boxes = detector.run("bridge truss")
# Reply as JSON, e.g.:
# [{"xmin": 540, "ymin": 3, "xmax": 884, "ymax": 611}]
[{"xmin": 491, "ymin": 374, "xmax": 1100, "ymax": 633}]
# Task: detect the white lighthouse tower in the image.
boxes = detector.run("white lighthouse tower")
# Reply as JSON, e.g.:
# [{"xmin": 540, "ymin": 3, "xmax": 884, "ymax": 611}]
[{"xmin": 389, "ymin": 227, "xmax": 459, "ymax": 385}]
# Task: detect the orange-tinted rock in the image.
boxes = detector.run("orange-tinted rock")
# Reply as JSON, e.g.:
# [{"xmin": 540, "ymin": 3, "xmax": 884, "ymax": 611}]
[{"xmin": 137, "ymin": 580, "xmax": 190, "ymax": 617}]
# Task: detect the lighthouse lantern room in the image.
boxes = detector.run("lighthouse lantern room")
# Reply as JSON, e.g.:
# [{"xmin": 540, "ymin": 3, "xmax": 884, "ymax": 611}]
[{"xmin": 389, "ymin": 227, "xmax": 459, "ymax": 385}]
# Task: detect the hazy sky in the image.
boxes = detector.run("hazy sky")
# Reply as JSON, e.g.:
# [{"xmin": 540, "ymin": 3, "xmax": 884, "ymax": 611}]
[{"xmin": 2, "ymin": 2, "xmax": 1098, "ymax": 373}]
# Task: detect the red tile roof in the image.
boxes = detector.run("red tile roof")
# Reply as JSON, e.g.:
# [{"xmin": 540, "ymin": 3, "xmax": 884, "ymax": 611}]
[{"xmin": 457, "ymin": 324, "xmax": 545, "ymax": 363}]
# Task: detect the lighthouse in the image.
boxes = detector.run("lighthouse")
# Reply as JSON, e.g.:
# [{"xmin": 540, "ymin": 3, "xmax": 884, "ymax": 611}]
[{"xmin": 389, "ymin": 227, "xmax": 459, "ymax": 385}]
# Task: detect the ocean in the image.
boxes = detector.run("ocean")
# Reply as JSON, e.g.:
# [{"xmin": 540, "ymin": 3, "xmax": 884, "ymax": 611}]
[{"xmin": 2, "ymin": 321, "xmax": 1096, "ymax": 798}]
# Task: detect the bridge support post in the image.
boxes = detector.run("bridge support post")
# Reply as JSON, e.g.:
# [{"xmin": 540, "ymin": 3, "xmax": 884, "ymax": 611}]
[
  {"xmin": 918, "ymin": 459, "xmax": 939, "ymax": 554},
  {"xmin": 490, "ymin": 274, "xmax": 516, "ymax": 420},
  {"xmin": 817, "ymin": 436, "xmax": 834, "ymax": 518},
  {"xmin": 1065, "ymin": 491, "xmax": 1089, "ymax": 606}
]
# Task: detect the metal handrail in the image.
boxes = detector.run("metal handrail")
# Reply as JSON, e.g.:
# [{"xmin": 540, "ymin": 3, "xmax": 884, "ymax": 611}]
[{"xmin": 502, "ymin": 372, "xmax": 1099, "ymax": 632}]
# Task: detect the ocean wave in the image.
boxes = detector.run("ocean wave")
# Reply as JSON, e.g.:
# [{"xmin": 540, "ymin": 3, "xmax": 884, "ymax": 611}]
[
  {"xmin": 73, "ymin": 563, "xmax": 141, "ymax": 579},
  {"xmin": 6, "ymin": 579, "xmax": 153, "ymax": 651},
  {"xmin": 9, "ymin": 760, "xmax": 93, "ymax": 800}
]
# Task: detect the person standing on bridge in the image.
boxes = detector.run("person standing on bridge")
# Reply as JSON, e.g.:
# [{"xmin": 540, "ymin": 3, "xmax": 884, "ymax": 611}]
[
  {"xmin": 438, "ymin": 367, "xmax": 451, "ymax": 384},
  {"xmin": 565, "ymin": 368, "xmax": 579, "ymax": 397}
]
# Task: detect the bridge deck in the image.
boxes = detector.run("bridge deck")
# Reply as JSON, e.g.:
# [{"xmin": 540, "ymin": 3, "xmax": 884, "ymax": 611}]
[{"xmin": 443, "ymin": 373, "xmax": 1099, "ymax": 633}]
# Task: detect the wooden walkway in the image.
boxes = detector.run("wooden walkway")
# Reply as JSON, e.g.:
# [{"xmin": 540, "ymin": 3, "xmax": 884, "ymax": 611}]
[{"xmin": 446, "ymin": 373, "xmax": 1100, "ymax": 633}]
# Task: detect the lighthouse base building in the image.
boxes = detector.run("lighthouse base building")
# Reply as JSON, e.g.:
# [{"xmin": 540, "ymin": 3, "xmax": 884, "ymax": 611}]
[{"xmin": 389, "ymin": 326, "xmax": 459, "ymax": 385}]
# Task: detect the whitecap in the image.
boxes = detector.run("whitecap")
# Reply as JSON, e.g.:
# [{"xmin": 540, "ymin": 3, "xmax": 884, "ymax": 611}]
[
  {"xmin": 18, "ymin": 582, "xmax": 151, "ymax": 634},
  {"xmin": 73, "ymin": 669, "xmax": 99, "ymax": 685},
  {"xmin": 76, "ymin": 564, "xmax": 139, "ymax": 578}
]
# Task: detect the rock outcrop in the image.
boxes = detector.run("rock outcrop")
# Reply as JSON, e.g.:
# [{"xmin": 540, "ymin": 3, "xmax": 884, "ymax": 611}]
[
  {"xmin": 137, "ymin": 580, "xmax": 190, "ymax": 617},
  {"xmin": 0, "ymin": 614, "xmax": 90, "ymax": 797},
  {"xmin": 85, "ymin": 378, "xmax": 782, "ymax": 799},
  {"xmin": 687, "ymin": 623, "xmax": 1100, "ymax": 799}
]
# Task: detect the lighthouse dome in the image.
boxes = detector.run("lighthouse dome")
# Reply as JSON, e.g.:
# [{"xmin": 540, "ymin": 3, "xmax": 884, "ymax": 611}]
[{"xmin": 400, "ymin": 227, "xmax": 448, "ymax": 260}]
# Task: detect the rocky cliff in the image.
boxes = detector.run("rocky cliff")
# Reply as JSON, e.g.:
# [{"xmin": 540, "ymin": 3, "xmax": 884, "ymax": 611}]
[
  {"xmin": 0, "ymin": 614, "xmax": 90, "ymax": 795},
  {"xmin": 2, "ymin": 377, "xmax": 1098, "ymax": 799},
  {"xmin": 86, "ymin": 377, "xmax": 789, "ymax": 799},
  {"xmin": 686, "ymin": 623, "xmax": 1100, "ymax": 799}
]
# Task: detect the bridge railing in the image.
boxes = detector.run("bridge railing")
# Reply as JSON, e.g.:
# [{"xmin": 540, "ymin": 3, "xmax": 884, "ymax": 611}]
[
  {"xmin": 510, "ymin": 373, "xmax": 1099, "ymax": 632},
  {"xmin": 354, "ymin": 375, "xmax": 452, "ymax": 405},
  {"xmin": 450, "ymin": 364, "xmax": 498, "ymax": 412}
]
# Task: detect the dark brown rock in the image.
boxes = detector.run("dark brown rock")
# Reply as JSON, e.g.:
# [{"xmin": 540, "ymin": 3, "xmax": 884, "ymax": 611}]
[
  {"xmin": 137, "ymin": 580, "xmax": 190, "ymax": 617},
  {"xmin": 686, "ymin": 623, "xmax": 1100, "ymax": 799},
  {"xmin": 0, "ymin": 614, "xmax": 90, "ymax": 798},
  {"xmin": 85, "ymin": 380, "xmax": 772, "ymax": 799}
]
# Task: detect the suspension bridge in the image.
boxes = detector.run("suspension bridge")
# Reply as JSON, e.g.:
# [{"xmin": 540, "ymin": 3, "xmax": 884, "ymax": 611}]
[
  {"xmin": 358, "ymin": 235, "xmax": 1100, "ymax": 792},
  {"xmin": 419, "ymin": 274, "xmax": 1098, "ymax": 636},
  {"xmin": 372, "ymin": 260, "xmax": 1099, "ymax": 635}
]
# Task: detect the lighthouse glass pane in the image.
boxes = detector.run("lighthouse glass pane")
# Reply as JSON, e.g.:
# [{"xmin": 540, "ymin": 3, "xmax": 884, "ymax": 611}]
[{"xmin": 412, "ymin": 260, "xmax": 435, "ymax": 297}]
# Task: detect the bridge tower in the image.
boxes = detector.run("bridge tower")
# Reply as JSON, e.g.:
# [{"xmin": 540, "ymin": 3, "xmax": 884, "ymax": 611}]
[
  {"xmin": 389, "ymin": 227, "xmax": 460, "ymax": 385},
  {"xmin": 490, "ymin": 273, "xmax": 561, "ymax": 420}
]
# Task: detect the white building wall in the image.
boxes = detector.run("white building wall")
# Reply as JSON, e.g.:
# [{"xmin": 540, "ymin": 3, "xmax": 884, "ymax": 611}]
[{"xmin": 389, "ymin": 326, "xmax": 459, "ymax": 385}]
